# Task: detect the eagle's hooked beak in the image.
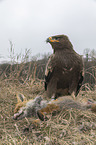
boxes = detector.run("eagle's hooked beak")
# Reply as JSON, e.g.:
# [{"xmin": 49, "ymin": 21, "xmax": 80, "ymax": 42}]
[
  {"xmin": 46, "ymin": 37, "xmax": 59, "ymax": 43},
  {"xmin": 46, "ymin": 37, "xmax": 50, "ymax": 43}
]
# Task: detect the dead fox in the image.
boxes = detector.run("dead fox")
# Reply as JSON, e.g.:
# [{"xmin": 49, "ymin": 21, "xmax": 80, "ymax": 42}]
[{"xmin": 13, "ymin": 94, "xmax": 96, "ymax": 122}]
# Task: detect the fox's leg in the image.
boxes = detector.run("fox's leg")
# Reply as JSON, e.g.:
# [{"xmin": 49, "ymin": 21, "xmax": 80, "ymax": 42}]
[
  {"xmin": 37, "ymin": 111, "xmax": 49, "ymax": 121},
  {"xmin": 23, "ymin": 119, "xmax": 41, "ymax": 132},
  {"xmin": 86, "ymin": 99, "xmax": 96, "ymax": 113},
  {"xmin": 30, "ymin": 119, "xmax": 41, "ymax": 128},
  {"xmin": 37, "ymin": 104, "xmax": 60, "ymax": 121}
]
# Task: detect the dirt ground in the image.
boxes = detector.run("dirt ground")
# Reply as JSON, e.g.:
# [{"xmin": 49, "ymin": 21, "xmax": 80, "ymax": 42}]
[{"xmin": 0, "ymin": 79, "xmax": 96, "ymax": 145}]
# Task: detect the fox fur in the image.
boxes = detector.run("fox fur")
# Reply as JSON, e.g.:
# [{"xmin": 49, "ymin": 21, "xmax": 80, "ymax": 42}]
[{"xmin": 13, "ymin": 94, "xmax": 96, "ymax": 121}]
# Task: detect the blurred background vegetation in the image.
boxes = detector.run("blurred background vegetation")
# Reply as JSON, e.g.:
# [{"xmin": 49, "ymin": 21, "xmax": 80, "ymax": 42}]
[{"xmin": 0, "ymin": 44, "xmax": 96, "ymax": 91}]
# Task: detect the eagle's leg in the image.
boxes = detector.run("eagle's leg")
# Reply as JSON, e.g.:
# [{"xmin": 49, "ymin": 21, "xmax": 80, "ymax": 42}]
[
  {"xmin": 71, "ymin": 91, "xmax": 76, "ymax": 100},
  {"xmin": 51, "ymin": 93, "xmax": 59, "ymax": 100},
  {"xmin": 69, "ymin": 83, "xmax": 77, "ymax": 100},
  {"xmin": 51, "ymin": 91, "xmax": 61, "ymax": 100},
  {"xmin": 46, "ymin": 78, "xmax": 58, "ymax": 99},
  {"xmin": 51, "ymin": 93, "xmax": 56, "ymax": 100}
]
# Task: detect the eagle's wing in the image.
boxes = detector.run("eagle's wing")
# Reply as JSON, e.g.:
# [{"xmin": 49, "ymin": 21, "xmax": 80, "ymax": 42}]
[
  {"xmin": 45, "ymin": 54, "xmax": 54, "ymax": 91},
  {"xmin": 76, "ymin": 69, "xmax": 84, "ymax": 96}
]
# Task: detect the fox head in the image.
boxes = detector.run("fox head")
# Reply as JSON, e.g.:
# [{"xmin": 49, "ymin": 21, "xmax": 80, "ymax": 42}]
[{"xmin": 12, "ymin": 94, "xmax": 43, "ymax": 120}]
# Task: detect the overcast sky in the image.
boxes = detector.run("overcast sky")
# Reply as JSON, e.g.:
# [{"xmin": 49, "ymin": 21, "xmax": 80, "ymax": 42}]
[{"xmin": 0, "ymin": 0, "xmax": 96, "ymax": 62}]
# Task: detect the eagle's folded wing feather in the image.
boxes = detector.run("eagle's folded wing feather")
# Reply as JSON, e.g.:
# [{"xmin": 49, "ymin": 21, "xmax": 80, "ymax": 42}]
[{"xmin": 45, "ymin": 55, "xmax": 54, "ymax": 90}]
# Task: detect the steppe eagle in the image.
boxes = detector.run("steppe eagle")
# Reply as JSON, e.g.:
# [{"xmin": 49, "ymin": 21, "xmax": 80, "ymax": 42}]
[{"xmin": 45, "ymin": 35, "xmax": 84, "ymax": 99}]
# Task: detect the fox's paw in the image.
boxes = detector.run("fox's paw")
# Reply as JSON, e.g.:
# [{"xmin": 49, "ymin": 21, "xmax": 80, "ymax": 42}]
[
  {"xmin": 23, "ymin": 126, "xmax": 30, "ymax": 133},
  {"xmin": 23, "ymin": 119, "xmax": 40, "ymax": 132},
  {"xmin": 86, "ymin": 99, "xmax": 96, "ymax": 113},
  {"xmin": 23, "ymin": 124, "xmax": 38, "ymax": 133}
]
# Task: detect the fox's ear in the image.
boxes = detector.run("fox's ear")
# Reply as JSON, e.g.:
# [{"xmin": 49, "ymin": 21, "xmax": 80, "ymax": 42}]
[{"xmin": 17, "ymin": 94, "xmax": 27, "ymax": 103}]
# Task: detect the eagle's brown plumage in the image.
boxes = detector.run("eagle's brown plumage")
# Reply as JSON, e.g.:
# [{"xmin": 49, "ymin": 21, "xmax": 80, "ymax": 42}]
[{"xmin": 45, "ymin": 35, "xmax": 84, "ymax": 99}]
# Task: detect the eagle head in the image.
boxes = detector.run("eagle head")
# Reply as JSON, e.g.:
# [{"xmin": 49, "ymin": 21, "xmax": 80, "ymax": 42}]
[{"xmin": 46, "ymin": 35, "xmax": 73, "ymax": 51}]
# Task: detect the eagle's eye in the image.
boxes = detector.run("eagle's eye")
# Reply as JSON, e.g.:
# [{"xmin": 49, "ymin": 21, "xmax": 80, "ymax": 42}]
[{"xmin": 53, "ymin": 37, "xmax": 58, "ymax": 40}]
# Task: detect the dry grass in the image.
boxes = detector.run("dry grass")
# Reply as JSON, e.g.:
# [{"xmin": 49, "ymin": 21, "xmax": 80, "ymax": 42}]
[
  {"xmin": 0, "ymin": 47, "xmax": 96, "ymax": 144},
  {"xmin": 0, "ymin": 77, "xmax": 96, "ymax": 145}
]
